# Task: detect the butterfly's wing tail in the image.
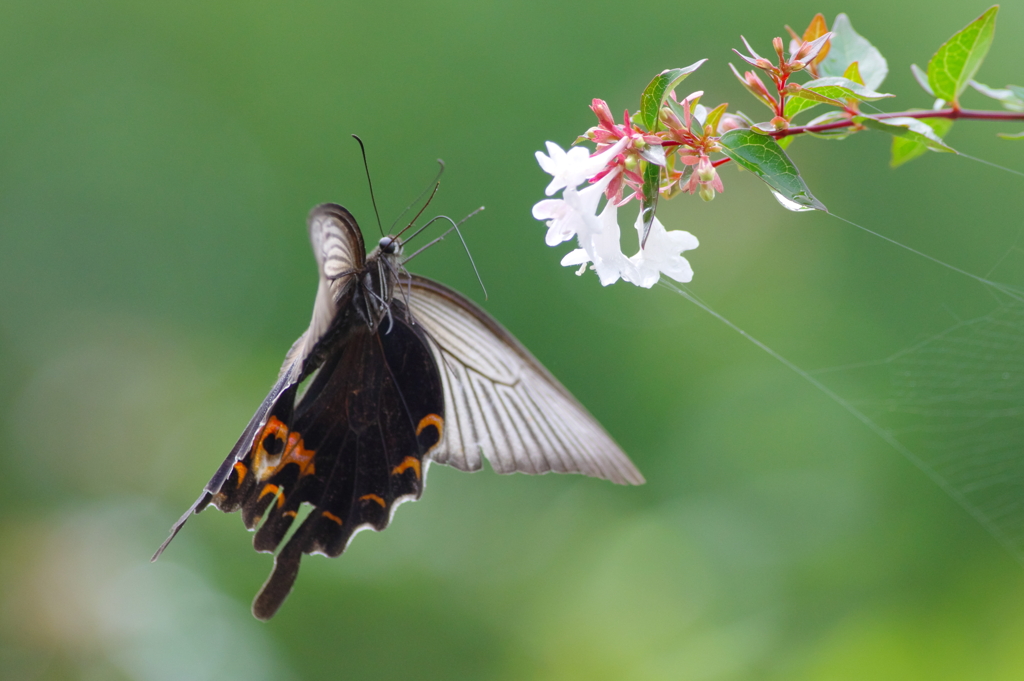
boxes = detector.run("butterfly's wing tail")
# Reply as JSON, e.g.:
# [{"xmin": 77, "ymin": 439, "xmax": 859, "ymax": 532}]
[{"xmin": 244, "ymin": 318, "xmax": 443, "ymax": 619}]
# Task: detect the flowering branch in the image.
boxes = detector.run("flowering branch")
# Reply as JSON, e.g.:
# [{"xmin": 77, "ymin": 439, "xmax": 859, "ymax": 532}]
[
  {"xmin": 533, "ymin": 6, "xmax": 1023, "ymax": 288},
  {"xmin": 778, "ymin": 107, "xmax": 1024, "ymax": 139}
]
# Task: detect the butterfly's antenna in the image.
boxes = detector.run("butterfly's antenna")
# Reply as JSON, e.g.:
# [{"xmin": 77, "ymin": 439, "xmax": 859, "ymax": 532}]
[
  {"xmin": 393, "ymin": 180, "xmax": 441, "ymax": 243},
  {"xmin": 402, "ymin": 208, "xmax": 487, "ymax": 299},
  {"xmin": 352, "ymin": 134, "xmax": 385, "ymax": 238},
  {"xmin": 390, "ymin": 160, "xmax": 447, "ymax": 235}
]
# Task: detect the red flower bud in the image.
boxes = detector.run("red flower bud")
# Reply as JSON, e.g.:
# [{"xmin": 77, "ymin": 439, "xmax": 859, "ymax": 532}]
[{"xmin": 590, "ymin": 99, "xmax": 616, "ymax": 130}]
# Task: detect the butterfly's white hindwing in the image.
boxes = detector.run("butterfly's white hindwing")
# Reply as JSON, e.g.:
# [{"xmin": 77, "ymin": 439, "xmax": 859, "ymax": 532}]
[
  {"xmin": 406, "ymin": 276, "xmax": 644, "ymax": 486},
  {"xmin": 279, "ymin": 205, "xmax": 366, "ymax": 381}
]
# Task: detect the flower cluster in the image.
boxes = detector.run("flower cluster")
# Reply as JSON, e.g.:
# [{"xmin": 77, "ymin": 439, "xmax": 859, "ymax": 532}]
[
  {"xmin": 533, "ymin": 137, "xmax": 698, "ymax": 288},
  {"xmin": 530, "ymin": 15, "xmax": 848, "ymax": 288},
  {"xmin": 530, "ymin": 9, "xmax": 1022, "ymax": 287},
  {"xmin": 531, "ymin": 89, "xmax": 731, "ymax": 287}
]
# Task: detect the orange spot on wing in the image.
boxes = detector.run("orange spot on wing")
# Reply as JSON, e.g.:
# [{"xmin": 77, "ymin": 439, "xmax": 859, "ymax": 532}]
[
  {"xmin": 258, "ymin": 484, "xmax": 285, "ymax": 508},
  {"xmin": 252, "ymin": 416, "xmax": 317, "ymax": 481},
  {"xmin": 322, "ymin": 511, "xmax": 343, "ymax": 525},
  {"xmin": 233, "ymin": 462, "xmax": 248, "ymax": 485},
  {"xmin": 416, "ymin": 414, "xmax": 444, "ymax": 439},
  {"xmin": 360, "ymin": 494, "xmax": 386, "ymax": 508},
  {"xmin": 414, "ymin": 414, "xmax": 444, "ymax": 459},
  {"xmin": 283, "ymin": 510, "xmax": 297, "ymax": 519},
  {"xmin": 391, "ymin": 456, "xmax": 422, "ymax": 479},
  {"xmin": 282, "ymin": 432, "xmax": 316, "ymax": 476}
]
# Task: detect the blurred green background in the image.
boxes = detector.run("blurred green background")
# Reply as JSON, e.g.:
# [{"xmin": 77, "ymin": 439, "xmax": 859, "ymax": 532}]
[{"xmin": 3, "ymin": 1, "xmax": 1024, "ymax": 679}]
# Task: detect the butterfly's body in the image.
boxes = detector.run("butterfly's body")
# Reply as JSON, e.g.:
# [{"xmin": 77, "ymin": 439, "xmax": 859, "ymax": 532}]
[{"xmin": 157, "ymin": 203, "xmax": 643, "ymax": 619}]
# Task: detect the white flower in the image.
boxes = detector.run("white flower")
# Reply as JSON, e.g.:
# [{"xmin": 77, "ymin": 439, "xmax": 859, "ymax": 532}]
[
  {"xmin": 626, "ymin": 213, "xmax": 699, "ymax": 288},
  {"xmin": 535, "ymin": 139, "xmax": 629, "ymax": 196},
  {"xmin": 533, "ymin": 141, "xmax": 699, "ymax": 289},
  {"xmin": 560, "ymin": 200, "xmax": 635, "ymax": 286},
  {"xmin": 532, "ymin": 169, "xmax": 615, "ymax": 246}
]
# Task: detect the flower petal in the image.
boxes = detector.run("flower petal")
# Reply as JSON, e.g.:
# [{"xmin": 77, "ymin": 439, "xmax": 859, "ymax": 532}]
[
  {"xmin": 560, "ymin": 248, "xmax": 590, "ymax": 267},
  {"xmin": 536, "ymin": 142, "xmax": 610, "ymax": 195},
  {"xmin": 627, "ymin": 213, "xmax": 699, "ymax": 288}
]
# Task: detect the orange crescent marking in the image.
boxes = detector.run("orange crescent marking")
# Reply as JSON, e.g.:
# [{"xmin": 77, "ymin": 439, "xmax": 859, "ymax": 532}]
[
  {"xmin": 416, "ymin": 414, "xmax": 444, "ymax": 440},
  {"xmin": 322, "ymin": 511, "xmax": 343, "ymax": 525},
  {"xmin": 391, "ymin": 456, "xmax": 422, "ymax": 479},
  {"xmin": 283, "ymin": 510, "xmax": 297, "ymax": 519},
  {"xmin": 258, "ymin": 484, "xmax": 285, "ymax": 508},
  {"xmin": 258, "ymin": 417, "xmax": 288, "ymax": 451},
  {"xmin": 233, "ymin": 462, "xmax": 248, "ymax": 485},
  {"xmin": 360, "ymin": 494, "xmax": 386, "ymax": 508}
]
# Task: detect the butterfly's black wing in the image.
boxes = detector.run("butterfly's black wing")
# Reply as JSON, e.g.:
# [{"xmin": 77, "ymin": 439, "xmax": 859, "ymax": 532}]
[
  {"xmin": 405, "ymin": 275, "xmax": 644, "ymax": 486},
  {"xmin": 152, "ymin": 204, "xmax": 368, "ymax": 561},
  {"xmin": 217, "ymin": 308, "xmax": 443, "ymax": 620}
]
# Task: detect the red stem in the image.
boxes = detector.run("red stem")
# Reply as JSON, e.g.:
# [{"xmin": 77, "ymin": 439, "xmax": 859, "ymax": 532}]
[
  {"xmin": 774, "ymin": 73, "xmax": 789, "ymax": 118},
  {"xmin": 776, "ymin": 107, "xmax": 1024, "ymax": 138},
  {"xmin": 693, "ymin": 109, "xmax": 1022, "ymax": 172}
]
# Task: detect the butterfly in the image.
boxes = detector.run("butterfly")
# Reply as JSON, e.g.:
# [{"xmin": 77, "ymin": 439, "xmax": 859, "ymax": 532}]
[{"xmin": 155, "ymin": 202, "xmax": 644, "ymax": 619}]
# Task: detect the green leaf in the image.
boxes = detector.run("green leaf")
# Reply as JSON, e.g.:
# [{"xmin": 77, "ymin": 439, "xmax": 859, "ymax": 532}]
[
  {"xmin": 819, "ymin": 14, "xmax": 889, "ymax": 90},
  {"xmin": 719, "ymin": 129, "xmax": 827, "ymax": 212},
  {"xmin": 803, "ymin": 77, "xmax": 893, "ymax": 101},
  {"xmin": 890, "ymin": 118, "xmax": 955, "ymax": 167},
  {"xmin": 927, "ymin": 6, "xmax": 998, "ymax": 103},
  {"xmin": 783, "ymin": 87, "xmax": 845, "ymax": 119},
  {"xmin": 639, "ymin": 162, "xmax": 661, "ymax": 246},
  {"xmin": 910, "ymin": 63, "xmax": 934, "ymax": 96},
  {"xmin": 783, "ymin": 97, "xmax": 822, "ymax": 120},
  {"xmin": 704, "ymin": 103, "xmax": 729, "ymax": 134},
  {"xmin": 783, "ymin": 77, "xmax": 894, "ymax": 119},
  {"xmin": 997, "ymin": 131, "xmax": 1024, "ymax": 139},
  {"xmin": 854, "ymin": 115, "xmax": 957, "ymax": 153},
  {"xmin": 639, "ymin": 60, "xmax": 707, "ymax": 131},
  {"xmin": 969, "ymin": 80, "xmax": 1024, "ymax": 112},
  {"xmin": 842, "ymin": 61, "xmax": 864, "ymax": 85}
]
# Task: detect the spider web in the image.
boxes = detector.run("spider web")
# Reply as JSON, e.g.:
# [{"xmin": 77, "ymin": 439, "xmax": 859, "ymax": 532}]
[
  {"xmin": 833, "ymin": 297, "xmax": 1024, "ymax": 558},
  {"xmin": 668, "ymin": 211, "xmax": 1024, "ymax": 561},
  {"xmin": 812, "ymin": 203, "xmax": 1024, "ymax": 559}
]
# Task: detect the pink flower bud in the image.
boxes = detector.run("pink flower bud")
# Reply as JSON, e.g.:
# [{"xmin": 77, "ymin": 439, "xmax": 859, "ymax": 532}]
[
  {"xmin": 660, "ymin": 106, "xmax": 683, "ymax": 130},
  {"xmin": 696, "ymin": 156, "xmax": 716, "ymax": 183},
  {"xmin": 745, "ymin": 72, "xmax": 771, "ymax": 99},
  {"xmin": 590, "ymin": 99, "xmax": 616, "ymax": 129},
  {"xmin": 717, "ymin": 114, "xmax": 747, "ymax": 132}
]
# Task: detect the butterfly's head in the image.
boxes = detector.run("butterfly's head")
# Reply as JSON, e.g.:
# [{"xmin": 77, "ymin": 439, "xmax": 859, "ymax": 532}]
[{"xmin": 378, "ymin": 236, "xmax": 403, "ymax": 256}]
